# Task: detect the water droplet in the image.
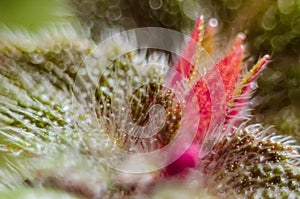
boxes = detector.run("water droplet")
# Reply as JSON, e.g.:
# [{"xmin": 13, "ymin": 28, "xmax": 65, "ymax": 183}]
[
  {"xmin": 31, "ymin": 54, "xmax": 45, "ymax": 64},
  {"xmin": 69, "ymin": 65, "xmax": 78, "ymax": 73},
  {"xmin": 262, "ymin": 13, "xmax": 277, "ymax": 30},
  {"xmin": 107, "ymin": 78, "xmax": 115, "ymax": 86},
  {"xmin": 62, "ymin": 106, "xmax": 69, "ymax": 112},
  {"xmin": 182, "ymin": 0, "xmax": 201, "ymax": 20},
  {"xmin": 100, "ymin": 86, "xmax": 112, "ymax": 97},
  {"xmin": 149, "ymin": 0, "xmax": 163, "ymax": 10},
  {"xmin": 278, "ymin": 0, "xmax": 295, "ymax": 14},
  {"xmin": 79, "ymin": 68, "xmax": 87, "ymax": 75},
  {"xmin": 118, "ymin": 69, "xmax": 125, "ymax": 76},
  {"xmin": 45, "ymin": 61, "xmax": 54, "ymax": 71},
  {"xmin": 58, "ymin": 63, "xmax": 68, "ymax": 72},
  {"xmin": 106, "ymin": 6, "xmax": 122, "ymax": 21},
  {"xmin": 120, "ymin": 80, "xmax": 126, "ymax": 86},
  {"xmin": 226, "ymin": 0, "xmax": 242, "ymax": 10},
  {"xmin": 133, "ymin": 76, "xmax": 140, "ymax": 83},
  {"xmin": 160, "ymin": 12, "xmax": 177, "ymax": 27},
  {"xmin": 209, "ymin": 18, "xmax": 218, "ymax": 28}
]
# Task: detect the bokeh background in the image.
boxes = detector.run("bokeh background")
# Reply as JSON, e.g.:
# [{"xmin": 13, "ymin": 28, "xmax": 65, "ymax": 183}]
[{"xmin": 1, "ymin": 0, "xmax": 300, "ymax": 142}]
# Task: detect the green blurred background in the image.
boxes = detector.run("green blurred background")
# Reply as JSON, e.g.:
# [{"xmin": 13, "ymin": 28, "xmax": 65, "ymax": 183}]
[
  {"xmin": 0, "ymin": 0, "xmax": 71, "ymax": 31},
  {"xmin": 1, "ymin": 0, "xmax": 300, "ymax": 142}
]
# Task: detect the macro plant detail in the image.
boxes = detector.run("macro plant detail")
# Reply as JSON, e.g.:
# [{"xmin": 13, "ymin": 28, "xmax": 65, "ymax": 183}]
[
  {"xmin": 0, "ymin": 3, "xmax": 299, "ymax": 199},
  {"xmin": 95, "ymin": 54, "xmax": 182, "ymax": 151}
]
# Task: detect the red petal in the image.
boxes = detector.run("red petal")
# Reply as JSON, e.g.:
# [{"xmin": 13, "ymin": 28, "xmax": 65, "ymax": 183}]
[
  {"xmin": 216, "ymin": 33, "xmax": 245, "ymax": 106},
  {"xmin": 192, "ymin": 34, "xmax": 245, "ymax": 142},
  {"xmin": 227, "ymin": 55, "xmax": 270, "ymax": 123},
  {"xmin": 193, "ymin": 77, "xmax": 211, "ymax": 141},
  {"xmin": 173, "ymin": 16, "xmax": 204, "ymax": 79}
]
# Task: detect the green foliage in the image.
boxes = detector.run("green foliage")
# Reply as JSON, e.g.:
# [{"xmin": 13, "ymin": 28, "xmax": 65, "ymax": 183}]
[
  {"xmin": 0, "ymin": 0, "xmax": 71, "ymax": 31},
  {"xmin": 200, "ymin": 125, "xmax": 300, "ymax": 198},
  {"xmin": 0, "ymin": 188, "xmax": 81, "ymax": 199}
]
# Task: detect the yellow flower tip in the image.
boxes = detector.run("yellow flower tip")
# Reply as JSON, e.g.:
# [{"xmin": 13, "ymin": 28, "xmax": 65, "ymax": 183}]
[
  {"xmin": 196, "ymin": 16, "xmax": 205, "ymax": 42},
  {"xmin": 202, "ymin": 18, "xmax": 219, "ymax": 56},
  {"xmin": 262, "ymin": 54, "xmax": 271, "ymax": 64},
  {"xmin": 251, "ymin": 54, "xmax": 270, "ymax": 74}
]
